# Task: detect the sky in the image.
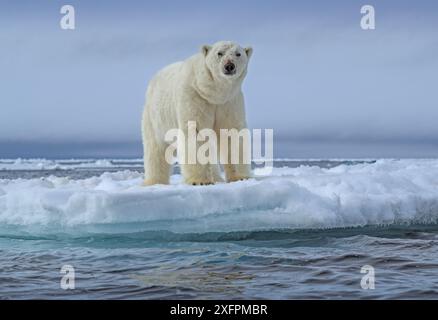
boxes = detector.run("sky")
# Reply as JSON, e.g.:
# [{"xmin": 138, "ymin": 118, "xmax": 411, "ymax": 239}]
[{"xmin": 0, "ymin": 0, "xmax": 437, "ymax": 158}]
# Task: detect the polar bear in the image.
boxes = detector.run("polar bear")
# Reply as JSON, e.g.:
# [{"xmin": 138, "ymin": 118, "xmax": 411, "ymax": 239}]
[{"xmin": 142, "ymin": 41, "xmax": 253, "ymax": 185}]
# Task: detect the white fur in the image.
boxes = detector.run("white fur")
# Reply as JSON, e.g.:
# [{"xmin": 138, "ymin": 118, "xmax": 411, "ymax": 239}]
[{"xmin": 142, "ymin": 41, "xmax": 253, "ymax": 185}]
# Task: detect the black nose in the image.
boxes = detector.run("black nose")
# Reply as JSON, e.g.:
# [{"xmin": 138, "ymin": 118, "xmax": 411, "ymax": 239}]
[{"xmin": 225, "ymin": 62, "xmax": 235, "ymax": 73}]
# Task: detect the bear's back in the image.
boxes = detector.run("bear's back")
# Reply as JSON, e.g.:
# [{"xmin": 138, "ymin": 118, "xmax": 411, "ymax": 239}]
[{"xmin": 155, "ymin": 61, "xmax": 184, "ymax": 83}]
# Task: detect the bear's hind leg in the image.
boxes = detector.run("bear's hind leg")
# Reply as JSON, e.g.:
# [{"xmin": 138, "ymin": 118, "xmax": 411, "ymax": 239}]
[
  {"xmin": 143, "ymin": 141, "xmax": 171, "ymax": 185},
  {"xmin": 142, "ymin": 116, "xmax": 171, "ymax": 186}
]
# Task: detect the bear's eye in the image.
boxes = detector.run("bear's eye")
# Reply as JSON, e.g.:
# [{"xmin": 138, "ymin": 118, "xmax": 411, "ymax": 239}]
[
  {"xmin": 217, "ymin": 52, "xmax": 224, "ymax": 57},
  {"xmin": 236, "ymin": 52, "xmax": 241, "ymax": 57}
]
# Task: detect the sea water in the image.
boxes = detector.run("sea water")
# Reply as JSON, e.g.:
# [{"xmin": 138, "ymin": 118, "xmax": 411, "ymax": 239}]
[{"xmin": 1, "ymin": 159, "xmax": 438, "ymax": 299}]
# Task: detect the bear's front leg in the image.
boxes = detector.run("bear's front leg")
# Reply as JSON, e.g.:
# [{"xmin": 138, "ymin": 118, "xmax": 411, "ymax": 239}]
[
  {"xmin": 179, "ymin": 136, "xmax": 220, "ymax": 185},
  {"xmin": 223, "ymin": 134, "xmax": 252, "ymax": 182},
  {"xmin": 180, "ymin": 163, "xmax": 216, "ymax": 185},
  {"xmin": 215, "ymin": 93, "xmax": 252, "ymax": 183},
  {"xmin": 224, "ymin": 163, "xmax": 251, "ymax": 182},
  {"xmin": 177, "ymin": 102, "xmax": 219, "ymax": 186}
]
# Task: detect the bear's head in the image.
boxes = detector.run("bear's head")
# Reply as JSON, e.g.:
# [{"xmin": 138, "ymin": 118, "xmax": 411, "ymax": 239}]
[{"xmin": 201, "ymin": 41, "xmax": 252, "ymax": 80}]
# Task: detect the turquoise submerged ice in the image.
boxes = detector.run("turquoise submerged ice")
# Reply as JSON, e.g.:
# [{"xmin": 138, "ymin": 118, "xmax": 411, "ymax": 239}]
[{"xmin": 1, "ymin": 159, "xmax": 438, "ymax": 299}]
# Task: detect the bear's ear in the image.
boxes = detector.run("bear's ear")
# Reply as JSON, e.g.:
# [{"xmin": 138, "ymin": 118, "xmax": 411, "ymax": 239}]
[
  {"xmin": 245, "ymin": 47, "xmax": 253, "ymax": 59},
  {"xmin": 201, "ymin": 45, "xmax": 212, "ymax": 57}
]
